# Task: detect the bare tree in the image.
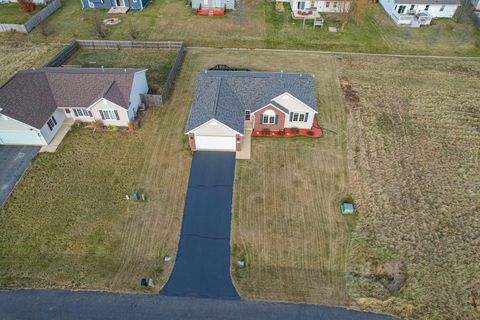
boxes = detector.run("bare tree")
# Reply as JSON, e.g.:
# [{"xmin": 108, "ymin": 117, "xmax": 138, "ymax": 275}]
[{"xmin": 128, "ymin": 21, "xmax": 140, "ymax": 40}]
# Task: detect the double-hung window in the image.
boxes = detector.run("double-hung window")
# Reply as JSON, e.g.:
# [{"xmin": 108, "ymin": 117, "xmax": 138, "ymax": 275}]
[
  {"xmin": 101, "ymin": 110, "xmax": 118, "ymax": 120},
  {"xmin": 75, "ymin": 108, "xmax": 90, "ymax": 117},
  {"xmin": 47, "ymin": 116, "xmax": 57, "ymax": 131},
  {"xmin": 290, "ymin": 112, "xmax": 309, "ymax": 123},
  {"xmin": 262, "ymin": 110, "xmax": 276, "ymax": 124}
]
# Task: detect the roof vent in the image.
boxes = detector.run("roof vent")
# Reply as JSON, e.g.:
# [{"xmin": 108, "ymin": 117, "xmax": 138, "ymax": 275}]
[
  {"xmin": 210, "ymin": 120, "xmax": 218, "ymax": 126},
  {"xmin": 282, "ymin": 94, "xmax": 290, "ymax": 100}
]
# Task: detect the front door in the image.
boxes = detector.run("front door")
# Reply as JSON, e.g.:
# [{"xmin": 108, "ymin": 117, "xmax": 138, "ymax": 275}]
[{"xmin": 115, "ymin": 0, "xmax": 124, "ymax": 7}]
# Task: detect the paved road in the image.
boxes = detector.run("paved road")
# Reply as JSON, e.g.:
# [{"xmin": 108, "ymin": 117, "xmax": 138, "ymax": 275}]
[
  {"xmin": 161, "ymin": 151, "xmax": 239, "ymax": 299},
  {"xmin": 0, "ymin": 289, "xmax": 394, "ymax": 320},
  {"xmin": 0, "ymin": 146, "xmax": 39, "ymax": 206}
]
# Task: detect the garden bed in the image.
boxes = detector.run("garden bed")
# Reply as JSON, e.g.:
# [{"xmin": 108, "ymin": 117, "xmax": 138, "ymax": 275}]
[{"xmin": 252, "ymin": 118, "xmax": 323, "ymax": 138}]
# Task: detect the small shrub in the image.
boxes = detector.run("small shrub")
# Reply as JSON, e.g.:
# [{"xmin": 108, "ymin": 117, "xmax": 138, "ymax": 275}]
[
  {"xmin": 91, "ymin": 13, "xmax": 108, "ymax": 38},
  {"xmin": 110, "ymin": 125, "xmax": 119, "ymax": 132},
  {"xmin": 262, "ymin": 128, "xmax": 270, "ymax": 135},
  {"xmin": 290, "ymin": 127, "xmax": 299, "ymax": 135},
  {"xmin": 128, "ymin": 22, "xmax": 140, "ymax": 40},
  {"xmin": 93, "ymin": 121, "xmax": 104, "ymax": 129},
  {"xmin": 278, "ymin": 129, "xmax": 285, "ymax": 136},
  {"xmin": 38, "ymin": 21, "xmax": 54, "ymax": 37},
  {"xmin": 18, "ymin": 0, "xmax": 36, "ymax": 13}
]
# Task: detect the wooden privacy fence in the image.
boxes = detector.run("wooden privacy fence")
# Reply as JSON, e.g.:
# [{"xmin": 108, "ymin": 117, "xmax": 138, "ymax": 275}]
[
  {"xmin": 0, "ymin": 0, "xmax": 62, "ymax": 33},
  {"xmin": 44, "ymin": 40, "xmax": 186, "ymax": 106}
]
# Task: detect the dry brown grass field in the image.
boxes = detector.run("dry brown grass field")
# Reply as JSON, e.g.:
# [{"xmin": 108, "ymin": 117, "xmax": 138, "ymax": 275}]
[
  {"xmin": 0, "ymin": 47, "xmax": 478, "ymax": 320},
  {"xmin": 0, "ymin": 41, "xmax": 62, "ymax": 84},
  {"xmin": 340, "ymin": 56, "xmax": 480, "ymax": 319}
]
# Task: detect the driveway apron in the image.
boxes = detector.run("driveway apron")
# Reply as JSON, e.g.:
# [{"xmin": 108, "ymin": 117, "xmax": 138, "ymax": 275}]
[
  {"xmin": 0, "ymin": 146, "xmax": 39, "ymax": 206},
  {"xmin": 161, "ymin": 151, "xmax": 240, "ymax": 300}
]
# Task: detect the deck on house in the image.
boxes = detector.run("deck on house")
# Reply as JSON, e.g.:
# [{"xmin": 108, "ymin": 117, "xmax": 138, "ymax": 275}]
[{"xmin": 107, "ymin": 6, "xmax": 130, "ymax": 14}]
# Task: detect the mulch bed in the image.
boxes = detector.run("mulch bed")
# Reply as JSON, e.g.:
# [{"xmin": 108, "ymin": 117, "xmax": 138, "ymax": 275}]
[{"xmin": 252, "ymin": 118, "xmax": 323, "ymax": 138}]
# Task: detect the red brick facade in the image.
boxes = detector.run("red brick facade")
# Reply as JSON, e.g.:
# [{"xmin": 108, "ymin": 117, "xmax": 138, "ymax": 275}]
[{"xmin": 253, "ymin": 104, "xmax": 286, "ymax": 132}]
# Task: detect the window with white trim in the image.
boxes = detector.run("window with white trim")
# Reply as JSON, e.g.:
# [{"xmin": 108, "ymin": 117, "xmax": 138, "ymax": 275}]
[
  {"xmin": 290, "ymin": 112, "xmax": 309, "ymax": 123},
  {"xmin": 440, "ymin": 5, "xmax": 445, "ymax": 11},
  {"xmin": 75, "ymin": 108, "xmax": 90, "ymax": 117},
  {"xmin": 47, "ymin": 116, "xmax": 57, "ymax": 131},
  {"xmin": 102, "ymin": 110, "xmax": 117, "ymax": 120},
  {"xmin": 262, "ymin": 110, "xmax": 276, "ymax": 124}
]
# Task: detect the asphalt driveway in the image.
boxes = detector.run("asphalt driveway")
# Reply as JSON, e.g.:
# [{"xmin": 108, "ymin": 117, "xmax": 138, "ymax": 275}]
[
  {"xmin": 161, "ymin": 151, "xmax": 239, "ymax": 299},
  {"xmin": 0, "ymin": 289, "xmax": 394, "ymax": 320},
  {"xmin": 0, "ymin": 146, "xmax": 39, "ymax": 206}
]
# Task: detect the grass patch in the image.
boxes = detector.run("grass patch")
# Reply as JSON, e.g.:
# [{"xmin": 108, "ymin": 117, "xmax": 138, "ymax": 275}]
[
  {"xmin": 341, "ymin": 56, "xmax": 480, "ymax": 319},
  {"xmin": 1, "ymin": 0, "xmax": 479, "ymax": 56},
  {"xmin": 0, "ymin": 3, "xmax": 45, "ymax": 24},
  {"xmin": 0, "ymin": 41, "xmax": 63, "ymax": 85},
  {"xmin": 64, "ymin": 48, "xmax": 178, "ymax": 93}
]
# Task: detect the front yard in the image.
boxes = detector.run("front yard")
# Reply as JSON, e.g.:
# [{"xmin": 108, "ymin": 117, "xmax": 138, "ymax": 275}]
[{"xmin": 0, "ymin": 3, "xmax": 45, "ymax": 24}]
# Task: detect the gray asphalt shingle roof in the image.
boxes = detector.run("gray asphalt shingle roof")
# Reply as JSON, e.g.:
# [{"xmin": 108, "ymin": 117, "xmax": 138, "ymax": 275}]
[
  {"xmin": 185, "ymin": 71, "xmax": 317, "ymax": 134},
  {"xmin": 0, "ymin": 68, "xmax": 145, "ymax": 129}
]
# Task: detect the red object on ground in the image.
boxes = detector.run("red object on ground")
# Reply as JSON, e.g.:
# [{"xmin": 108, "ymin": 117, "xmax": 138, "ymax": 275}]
[
  {"xmin": 197, "ymin": 8, "xmax": 225, "ymax": 16},
  {"xmin": 252, "ymin": 118, "xmax": 323, "ymax": 138}
]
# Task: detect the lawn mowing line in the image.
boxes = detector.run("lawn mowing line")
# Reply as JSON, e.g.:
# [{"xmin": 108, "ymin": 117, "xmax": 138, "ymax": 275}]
[{"xmin": 186, "ymin": 46, "xmax": 480, "ymax": 60}]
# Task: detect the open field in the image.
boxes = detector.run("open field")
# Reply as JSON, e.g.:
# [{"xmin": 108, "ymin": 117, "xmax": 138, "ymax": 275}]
[
  {"xmin": 0, "ymin": 48, "xmax": 478, "ymax": 319},
  {"xmin": 0, "ymin": 3, "xmax": 45, "ymax": 24},
  {"xmin": 0, "ymin": 41, "xmax": 62, "ymax": 84},
  {"xmin": 340, "ymin": 56, "xmax": 480, "ymax": 319},
  {"xmin": 0, "ymin": 0, "xmax": 479, "ymax": 56},
  {"xmin": 65, "ymin": 48, "xmax": 177, "ymax": 93}
]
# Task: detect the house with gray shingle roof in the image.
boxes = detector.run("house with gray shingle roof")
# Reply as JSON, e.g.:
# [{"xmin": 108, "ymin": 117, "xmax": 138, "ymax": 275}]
[
  {"xmin": 185, "ymin": 70, "xmax": 318, "ymax": 152},
  {"xmin": 379, "ymin": 0, "xmax": 461, "ymax": 27},
  {"xmin": 0, "ymin": 67, "xmax": 148, "ymax": 146}
]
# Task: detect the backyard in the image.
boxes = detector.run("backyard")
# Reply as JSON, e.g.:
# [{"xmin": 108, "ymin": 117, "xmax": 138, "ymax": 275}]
[
  {"xmin": 0, "ymin": 3, "xmax": 45, "ymax": 24},
  {"xmin": 64, "ymin": 48, "xmax": 178, "ymax": 93},
  {"xmin": 0, "ymin": 0, "xmax": 479, "ymax": 56},
  {"xmin": 0, "ymin": 41, "xmax": 62, "ymax": 84},
  {"xmin": 0, "ymin": 46, "xmax": 478, "ymax": 320}
]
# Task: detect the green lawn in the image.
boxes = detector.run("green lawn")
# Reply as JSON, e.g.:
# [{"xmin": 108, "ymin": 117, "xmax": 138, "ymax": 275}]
[
  {"xmin": 0, "ymin": 3, "xmax": 45, "ymax": 24},
  {"xmin": 65, "ymin": 48, "xmax": 178, "ymax": 93},
  {"xmin": 1, "ymin": 0, "xmax": 479, "ymax": 56}
]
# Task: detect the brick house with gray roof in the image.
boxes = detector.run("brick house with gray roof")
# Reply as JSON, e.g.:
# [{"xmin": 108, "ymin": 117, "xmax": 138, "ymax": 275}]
[
  {"xmin": 185, "ymin": 70, "xmax": 318, "ymax": 152},
  {"xmin": 0, "ymin": 68, "xmax": 148, "ymax": 146}
]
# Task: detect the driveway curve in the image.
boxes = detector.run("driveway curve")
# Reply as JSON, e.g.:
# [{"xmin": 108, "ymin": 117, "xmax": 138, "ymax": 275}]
[{"xmin": 161, "ymin": 151, "xmax": 239, "ymax": 299}]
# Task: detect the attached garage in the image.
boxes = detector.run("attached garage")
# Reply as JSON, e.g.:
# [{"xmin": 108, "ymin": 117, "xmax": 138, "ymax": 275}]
[
  {"xmin": 194, "ymin": 135, "xmax": 236, "ymax": 151},
  {"xmin": 0, "ymin": 130, "xmax": 44, "ymax": 146}
]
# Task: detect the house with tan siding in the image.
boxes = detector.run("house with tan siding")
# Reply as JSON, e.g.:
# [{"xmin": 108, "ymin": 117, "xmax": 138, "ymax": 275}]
[{"xmin": 0, "ymin": 68, "xmax": 148, "ymax": 146}]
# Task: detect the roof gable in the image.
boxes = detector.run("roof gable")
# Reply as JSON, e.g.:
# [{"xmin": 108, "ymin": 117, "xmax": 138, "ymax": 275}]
[{"xmin": 271, "ymin": 92, "xmax": 318, "ymax": 113}]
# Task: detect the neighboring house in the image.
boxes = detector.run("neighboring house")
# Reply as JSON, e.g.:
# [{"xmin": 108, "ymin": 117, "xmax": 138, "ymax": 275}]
[
  {"xmin": 472, "ymin": 0, "xmax": 480, "ymax": 10},
  {"xmin": 0, "ymin": 68, "xmax": 148, "ymax": 146},
  {"xmin": 80, "ymin": 0, "xmax": 150, "ymax": 10},
  {"xmin": 185, "ymin": 70, "xmax": 317, "ymax": 152},
  {"xmin": 2, "ymin": 0, "xmax": 47, "ymax": 4},
  {"xmin": 379, "ymin": 0, "xmax": 461, "ymax": 27},
  {"xmin": 191, "ymin": 0, "xmax": 236, "ymax": 10},
  {"xmin": 277, "ymin": 0, "xmax": 352, "ymax": 13}
]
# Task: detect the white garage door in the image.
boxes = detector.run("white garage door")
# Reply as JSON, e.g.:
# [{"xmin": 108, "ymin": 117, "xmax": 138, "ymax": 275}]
[
  {"xmin": 0, "ymin": 130, "xmax": 44, "ymax": 146},
  {"xmin": 195, "ymin": 135, "xmax": 236, "ymax": 151}
]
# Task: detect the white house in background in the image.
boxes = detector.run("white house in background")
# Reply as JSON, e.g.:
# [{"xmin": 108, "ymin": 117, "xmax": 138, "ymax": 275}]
[
  {"xmin": 472, "ymin": 0, "xmax": 480, "ymax": 10},
  {"xmin": 379, "ymin": 0, "xmax": 461, "ymax": 27},
  {"xmin": 1, "ymin": 0, "xmax": 47, "ymax": 4},
  {"xmin": 0, "ymin": 68, "xmax": 148, "ymax": 146},
  {"xmin": 278, "ymin": 0, "xmax": 351, "ymax": 13}
]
